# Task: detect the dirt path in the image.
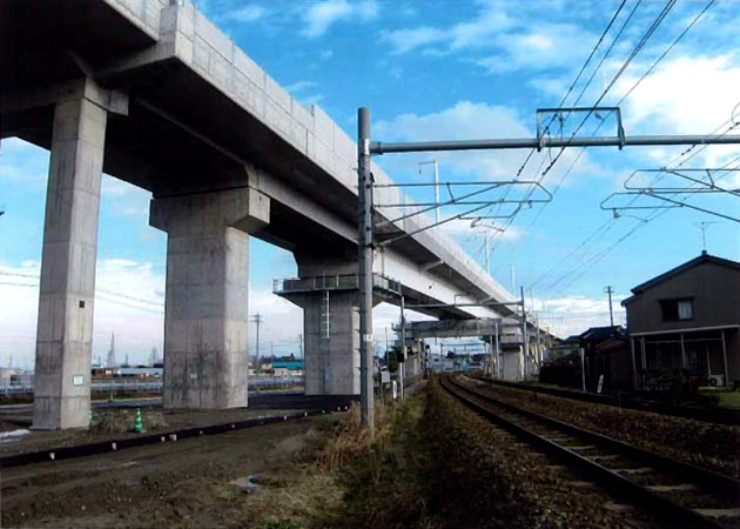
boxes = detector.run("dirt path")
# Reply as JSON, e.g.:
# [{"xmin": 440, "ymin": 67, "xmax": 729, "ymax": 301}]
[{"xmin": 0, "ymin": 415, "xmax": 340, "ymax": 529}]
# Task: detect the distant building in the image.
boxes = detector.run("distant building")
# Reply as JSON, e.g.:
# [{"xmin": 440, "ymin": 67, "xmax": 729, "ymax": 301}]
[
  {"xmin": 622, "ymin": 252, "xmax": 740, "ymax": 390},
  {"xmin": 540, "ymin": 326, "xmax": 630, "ymax": 393}
]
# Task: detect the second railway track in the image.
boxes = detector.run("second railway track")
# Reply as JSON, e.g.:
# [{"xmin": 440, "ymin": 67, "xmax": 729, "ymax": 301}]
[{"xmin": 441, "ymin": 375, "xmax": 740, "ymax": 529}]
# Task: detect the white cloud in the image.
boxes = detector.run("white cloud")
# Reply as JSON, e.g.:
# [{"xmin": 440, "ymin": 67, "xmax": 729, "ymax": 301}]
[
  {"xmin": 617, "ymin": 54, "xmax": 740, "ymax": 136},
  {"xmin": 223, "ymin": 5, "xmax": 266, "ymax": 23},
  {"xmin": 0, "ymin": 259, "xmax": 311, "ymax": 368},
  {"xmin": 474, "ymin": 24, "xmax": 597, "ymax": 73},
  {"xmin": 537, "ymin": 295, "xmax": 627, "ymax": 339},
  {"xmin": 302, "ymin": 0, "xmax": 379, "ymax": 38},
  {"xmin": 284, "ymin": 80, "xmax": 317, "ymax": 93},
  {"xmin": 0, "ymin": 260, "xmax": 166, "ymax": 367},
  {"xmin": 383, "ymin": 26, "xmax": 447, "ymax": 55},
  {"xmin": 381, "ymin": 1, "xmax": 595, "ymax": 74}
]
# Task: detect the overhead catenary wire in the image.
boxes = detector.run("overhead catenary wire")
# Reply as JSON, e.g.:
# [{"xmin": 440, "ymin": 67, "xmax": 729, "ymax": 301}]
[
  {"xmin": 546, "ymin": 156, "xmax": 740, "ymax": 297},
  {"xmin": 491, "ymin": 0, "xmax": 676, "ymax": 256},
  {"xmin": 506, "ymin": 0, "xmax": 718, "ymax": 269},
  {"xmin": 467, "ymin": 0, "xmax": 634, "ymax": 270}
]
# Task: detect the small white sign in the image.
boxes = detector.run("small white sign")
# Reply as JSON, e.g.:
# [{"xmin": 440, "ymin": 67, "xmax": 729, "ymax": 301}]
[
  {"xmin": 73, "ymin": 374, "xmax": 84, "ymax": 386},
  {"xmin": 363, "ymin": 334, "xmax": 373, "ymax": 343}
]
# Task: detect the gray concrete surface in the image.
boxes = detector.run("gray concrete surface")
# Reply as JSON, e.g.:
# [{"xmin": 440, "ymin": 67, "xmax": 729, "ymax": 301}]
[
  {"xmin": 33, "ymin": 81, "xmax": 109, "ymax": 429},
  {"xmin": 150, "ymin": 188, "xmax": 269, "ymax": 408}
]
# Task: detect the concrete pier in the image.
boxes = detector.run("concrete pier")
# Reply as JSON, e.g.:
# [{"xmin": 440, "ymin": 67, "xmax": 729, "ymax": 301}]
[
  {"xmin": 33, "ymin": 85, "xmax": 108, "ymax": 429},
  {"xmin": 300, "ymin": 291, "xmax": 360, "ymax": 395},
  {"xmin": 150, "ymin": 188, "xmax": 270, "ymax": 408}
]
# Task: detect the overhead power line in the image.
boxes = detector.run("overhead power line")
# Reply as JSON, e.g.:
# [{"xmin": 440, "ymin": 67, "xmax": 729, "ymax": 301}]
[{"xmin": 507, "ymin": 0, "xmax": 717, "ymax": 263}]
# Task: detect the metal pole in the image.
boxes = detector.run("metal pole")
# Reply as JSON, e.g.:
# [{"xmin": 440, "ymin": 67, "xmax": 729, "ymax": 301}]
[
  {"xmin": 357, "ymin": 107, "xmax": 374, "ymax": 432},
  {"xmin": 254, "ymin": 313, "xmax": 261, "ymax": 373},
  {"xmin": 510, "ymin": 264, "xmax": 516, "ymax": 294},
  {"xmin": 371, "ymin": 134, "xmax": 740, "ymax": 155},
  {"xmin": 400, "ymin": 295, "xmax": 406, "ymax": 400},
  {"xmin": 605, "ymin": 286, "xmax": 614, "ymax": 327},
  {"xmin": 535, "ymin": 312, "xmax": 541, "ymax": 373},
  {"xmin": 630, "ymin": 338, "xmax": 638, "ymax": 390},
  {"xmin": 721, "ymin": 329, "xmax": 729, "ymax": 387},
  {"xmin": 580, "ymin": 347, "xmax": 586, "ymax": 392},
  {"xmin": 494, "ymin": 320, "xmax": 500, "ymax": 380},
  {"xmin": 520, "ymin": 286, "xmax": 528, "ymax": 381}
]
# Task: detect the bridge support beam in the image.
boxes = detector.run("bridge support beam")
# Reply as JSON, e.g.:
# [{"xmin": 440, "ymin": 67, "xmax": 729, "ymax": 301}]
[
  {"xmin": 150, "ymin": 188, "xmax": 270, "ymax": 409},
  {"xmin": 33, "ymin": 82, "xmax": 109, "ymax": 430}
]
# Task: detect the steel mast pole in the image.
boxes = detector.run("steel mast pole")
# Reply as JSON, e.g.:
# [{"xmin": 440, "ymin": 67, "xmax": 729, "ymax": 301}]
[
  {"xmin": 520, "ymin": 286, "xmax": 528, "ymax": 381},
  {"xmin": 358, "ymin": 108, "xmax": 375, "ymax": 432},
  {"xmin": 400, "ymin": 295, "xmax": 406, "ymax": 400}
]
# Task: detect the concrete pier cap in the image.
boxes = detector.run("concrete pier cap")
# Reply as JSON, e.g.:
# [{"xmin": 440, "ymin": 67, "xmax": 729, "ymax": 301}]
[{"xmin": 150, "ymin": 187, "xmax": 270, "ymax": 409}]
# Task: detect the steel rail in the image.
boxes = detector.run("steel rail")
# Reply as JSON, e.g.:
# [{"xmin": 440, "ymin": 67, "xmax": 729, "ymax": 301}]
[
  {"xmin": 472, "ymin": 376, "xmax": 740, "ymax": 425},
  {"xmin": 0, "ymin": 405, "xmax": 349, "ymax": 469},
  {"xmin": 440, "ymin": 376, "xmax": 737, "ymax": 529}
]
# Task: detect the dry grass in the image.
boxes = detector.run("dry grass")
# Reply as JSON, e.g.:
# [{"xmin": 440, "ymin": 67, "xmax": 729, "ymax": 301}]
[{"xmin": 317, "ymin": 397, "xmax": 396, "ymax": 471}]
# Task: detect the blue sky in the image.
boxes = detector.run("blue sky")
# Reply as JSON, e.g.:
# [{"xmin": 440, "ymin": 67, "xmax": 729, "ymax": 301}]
[{"xmin": 1, "ymin": 0, "xmax": 739, "ymax": 367}]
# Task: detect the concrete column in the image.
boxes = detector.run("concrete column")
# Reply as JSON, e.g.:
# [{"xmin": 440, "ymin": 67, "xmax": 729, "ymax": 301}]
[
  {"xmin": 150, "ymin": 188, "xmax": 269, "ymax": 408},
  {"xmin": 300, "ymin": 291, "xmax": 360, "ymax": 395},
  {"xmin": 33, "ymin": 89, "xmax": 108, "ymax": 429}
]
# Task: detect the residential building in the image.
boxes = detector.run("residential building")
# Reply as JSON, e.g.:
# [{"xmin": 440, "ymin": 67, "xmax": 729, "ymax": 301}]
[{"xmin": 622, "ymin": 252, "xmax": 740, "ymax": 390}]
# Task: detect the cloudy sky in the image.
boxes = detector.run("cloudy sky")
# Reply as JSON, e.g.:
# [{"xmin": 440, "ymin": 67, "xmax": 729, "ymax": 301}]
[{"xmin": 1, "ymin": 0, "xmax": 739, "ymax": 367}]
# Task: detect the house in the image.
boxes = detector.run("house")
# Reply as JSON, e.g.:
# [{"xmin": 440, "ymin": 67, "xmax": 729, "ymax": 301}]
[
  {"xmin": 622, "ymin": 251, "xmax": 740, "ymax": 390},
  {"xmin": 539, "ymin": 326, "xmax": 630, "ymax": 392}
]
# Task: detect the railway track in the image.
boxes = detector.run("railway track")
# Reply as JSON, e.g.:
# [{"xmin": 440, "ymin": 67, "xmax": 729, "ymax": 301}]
[
  {"xmin": 471, "ymin": 375, "xmax": 740, "ymax": 426},
  {"xmin": 441, "ymin": 376, "xmax": 740, "ymax": 529}
]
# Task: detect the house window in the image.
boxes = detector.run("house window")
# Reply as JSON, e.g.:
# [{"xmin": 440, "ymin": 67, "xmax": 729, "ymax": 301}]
[{"xmin": 660, "ymin": 298, "xmax": 693, "ymax": 322}]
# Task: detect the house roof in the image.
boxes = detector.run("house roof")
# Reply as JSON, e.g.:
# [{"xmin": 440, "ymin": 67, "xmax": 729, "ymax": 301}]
[
  {"xmin": 579, "ymin": 325, "xmax": 625, "ymax": 343},
  {"xmin": 622, "ymin": 252, "xmax": 740, "ymax": 306}
]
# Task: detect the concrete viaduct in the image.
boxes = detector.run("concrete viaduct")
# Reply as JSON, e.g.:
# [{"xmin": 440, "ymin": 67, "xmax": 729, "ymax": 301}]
[{"xmin": 0, "ymin": 0, "xmax": 516, "ymax": 429}]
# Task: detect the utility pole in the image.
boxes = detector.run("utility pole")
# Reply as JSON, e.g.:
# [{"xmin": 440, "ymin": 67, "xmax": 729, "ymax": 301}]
[
  {"xmin": 510, "ymin": 264, "xmax": 516, "ymax": 294},
  {"xmin": 298, "ymin": 334, "xmax": 303, "ymax": 358},
  {"xmin": 494, "ymin": 320, "xmax": 500, "ymax": 379},
  {"xmin": 520, "ymin": 286, "xmax": 528, "ymax": 381},
  {"xmin": 604, "ymin": 286, "xmax": 615, "ymax": 327},
  {"xmin": 695, "ymin": 221, "xmax": 717, "ymax": 252},
  {"xmin": 400, "ymin": 295, "xmax": 406, "ymax": 400},
  {"xmin": 357, "ymin": 107, "xmax": 375, "ymax": 433},
  {"xmin": 251, "ymin": 313, "xmax": 262, "ymax": 372}
]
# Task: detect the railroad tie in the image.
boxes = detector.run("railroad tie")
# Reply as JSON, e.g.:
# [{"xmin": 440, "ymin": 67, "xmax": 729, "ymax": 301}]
[{"xmin": 647, "ymin": 483, "xmax": 697, "ymax": 492}]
